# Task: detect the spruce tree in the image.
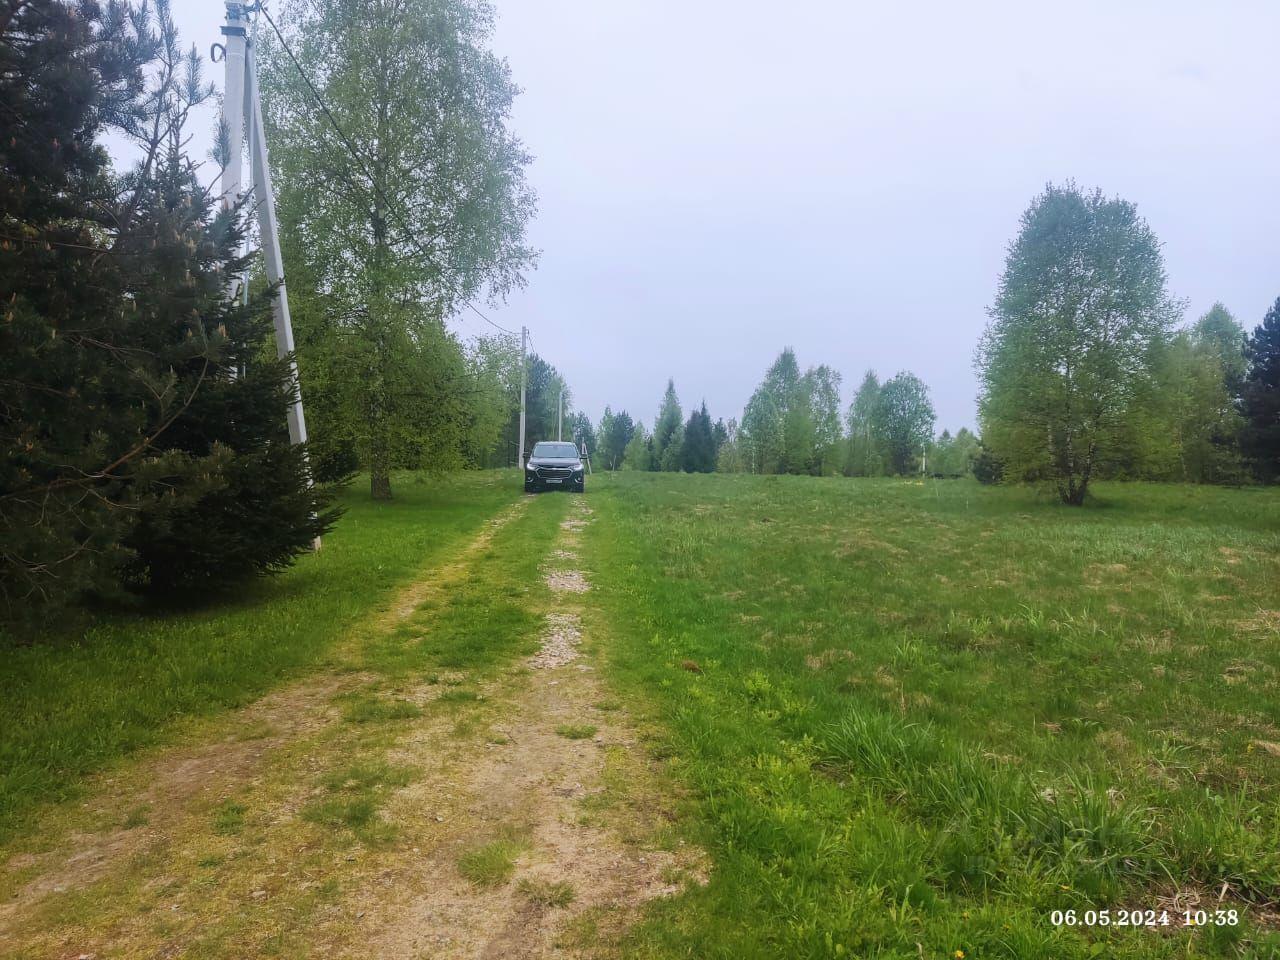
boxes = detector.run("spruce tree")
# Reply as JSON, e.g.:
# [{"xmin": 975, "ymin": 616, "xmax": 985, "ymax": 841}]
[
  {"xmin": 1241, "ymin": 298, "xmax": 1280, "ymax": 481},
  {"xmin": 119, "ymin": 147, "xmax": 339, "ymax": 593},
  {"xmin": 652, "ymin": 379, "xmax": 684, "ymax": 471},
  {"xmin": 680, "ymin": 402, "xmax": 716, "ymax": 473},
  {"xmin": 1, "ymin": 0, "xmax": 337, "ymax": 613},
  {"xmin": 1, "ymin": 0, "xmax": 158, "ymax": 612},
  {"xmin": 712, "ymin": 418, "xmax": 729, "ymax": 457}
]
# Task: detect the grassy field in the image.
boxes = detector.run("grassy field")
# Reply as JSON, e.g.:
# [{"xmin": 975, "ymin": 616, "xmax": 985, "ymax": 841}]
[
  {"xmin": 581, "ymin": 473, "xmax": 1280, "ymax": 959},
  {"xmin": 5, "ymin": 470, "xmax": 1280, "ymax": 958},
  {"xmin": 0, "ymin": 470, "xmax": 521, "ymax": 844}
]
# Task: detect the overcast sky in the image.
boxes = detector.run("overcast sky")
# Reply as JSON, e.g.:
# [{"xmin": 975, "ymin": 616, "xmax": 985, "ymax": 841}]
[{"xmin": 168, "ymin": 0, "xmax": 1279, "ymax": 431}]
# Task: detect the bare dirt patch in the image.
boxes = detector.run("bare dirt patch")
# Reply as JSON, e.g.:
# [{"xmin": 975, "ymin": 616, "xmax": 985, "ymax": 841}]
[
  {"xmin": 530, "ymin": 613, "xmax": 583, "ymax": 669},
  {"xmin": 545, "ymin": 569, "xmax": 590, "ymax": 594},
  {"xmin": 0, "ymin": 672, "xmax": 355, "ymax": 922}
]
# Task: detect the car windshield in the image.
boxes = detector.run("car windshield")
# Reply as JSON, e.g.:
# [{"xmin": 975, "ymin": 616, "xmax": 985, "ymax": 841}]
[{"xmin": 532, "ymin": 442, "xmax": 578, "ymax": 458}]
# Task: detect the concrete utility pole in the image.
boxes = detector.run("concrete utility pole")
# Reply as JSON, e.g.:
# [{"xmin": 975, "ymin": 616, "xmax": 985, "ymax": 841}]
[
  {"xmin": 219, "ymin": 2, "xmax": 316, "ymax": 543},
  {"xmin": 246, "ymin": 44, "xmax": 308, "ymax": 450},
  {"xmin": 219, "ymin": 5, "xmax": 247, "ymax": 211},
  {"xmin": 219, "ymin": 1, "xmax": 309, "ymax": 450},
  {"xmin": 557, "ymin": 388, "xmax": 563, "ymax": 441},
  {"xmin": 517, "ymin": 325, "xmax": 527, "ymax": 467},
  {"xmin": 219, "ymin": 2, "xmax": 247, "ymax": 317}
]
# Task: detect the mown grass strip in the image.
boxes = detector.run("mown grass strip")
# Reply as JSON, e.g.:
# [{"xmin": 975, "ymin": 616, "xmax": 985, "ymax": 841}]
[{"xmin": 361, "ymin": 492, "xmax": 570, "ymax": 679}]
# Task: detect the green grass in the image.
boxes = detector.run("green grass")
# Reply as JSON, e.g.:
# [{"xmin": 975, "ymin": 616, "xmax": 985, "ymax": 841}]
[
  {"xmin": 121, "ymin": 804, "xmax": 150, "ymax": 830},
  {"xmin": 0, "ymin": 471, "xmax": 521, "ymax": 845},
  {"xmin": 556, "ymin": 723, "xmax": 598, "ymax": 740},
  {"xmin": 212, "ymin": 799, "xmax": 247, "ymax": 836},
  {"xmin": 362, "ymin": 495, "xmax": 568, "ymax": 680},
  {"xmin": 582, "ymin": 472, "xmax": 1280, "ymax": 959},
  {"xmin": 301, "ymin": 760, "xmax": 418, "ymax": 845},
  {"xmin": 457, "ymin": 827, "xmax": 530, "ymax": 887},
  {"xmin": 339, "ymin": 692, "xmax": 423, "ymax": 724}
]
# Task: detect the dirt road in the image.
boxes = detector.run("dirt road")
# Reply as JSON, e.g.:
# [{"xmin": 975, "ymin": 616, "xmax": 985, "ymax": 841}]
[{"xmin": 0, "ymin": 497, "xmax": 701, "ymax": 959}]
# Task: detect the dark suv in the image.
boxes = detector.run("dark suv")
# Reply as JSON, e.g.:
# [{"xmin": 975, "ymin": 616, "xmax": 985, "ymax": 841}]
[{"xmin": 524, "ymin": 441, "xmax": 586, "ymax": 493}]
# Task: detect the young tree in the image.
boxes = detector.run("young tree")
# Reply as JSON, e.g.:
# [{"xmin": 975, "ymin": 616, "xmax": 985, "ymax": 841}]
[
  {"xmin": 1194, "ymin": 302, "xmax": 1248, "ymax": 394},
  {"xmin": 741, "ymin": 388, "xmax": 782, "ymax": 474},
  {"xmin": 652, "ymin": 379, "xmax": 684, "ymax": 471},
  {"xmin": 930, "ymin": 427, "xmax": 980, "ymax": 477},
  {"xmin": 715, "ymin": 419, "xmax": 745, "ymax": 472},
  {"xmin": 740, "ymin": 348, "xmax": 821, "ymax": 474},
  {"xmin": 952, "ymin": 427, "xmax": 982, "ymax": 476},
  {"xmin": 844, "ymin": 370, "xmax": 882, "ymax": 476},
  {"xmin": 803, "ymin": 365, "xmax": 842, "ymax": 475},
  {"xmin": 597, "ymin": 407, "xmax": 635, "ymax": 471},
  {"xmin": 465, "ymin": 334, "xmax": 521, "ymax": 468},
  {"xmin": 1126, "ymin": 330, "xmax": 1243, "ymax": 483},
  {"xmin": 261, "ymin": 0, "xmax": 536, "ymax": 499},
  {"xmin": 596, "ymin": 407, "xmax": 615, "ymax": 468},
  {"xmin": 930, "ymin": 429, "xmax": 953, "ymax": 476},
  {"xmin": 978, "ymin": 183, "xmax": 1176, "ymax": 504},
  {"xmin": 567, "ymin": 412, "xmax": 596, "ymax": 457},
  {"xmin": 873, "ymin": 372, "xmax": 936, "ymax": 474},
  {"xmin": 1241, "ymin": 297, "xmax": 1280, "ymax": 481},
  {"xmin": 973, "ymin": 445, "xmax": 1004, "ymax": 484},
  {"xmin": 121, "ymin": 150, "xmax": 339, "ymax": 594},
  {"xmin": 680, "ymin": 402, "xmax": 717, "ymax": 473},
  {"xmin": 765, "ymin": 348, "xmax": 816, "ymax": 473},
  {"xmin": 622, "ymin": 422, "xmax": 654, "ymax": 471}
]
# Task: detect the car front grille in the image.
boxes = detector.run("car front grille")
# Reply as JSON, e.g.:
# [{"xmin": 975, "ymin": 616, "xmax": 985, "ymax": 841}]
[{"xmin": 536, "ymin": 466, "xmax": 573, "ymax": 479}]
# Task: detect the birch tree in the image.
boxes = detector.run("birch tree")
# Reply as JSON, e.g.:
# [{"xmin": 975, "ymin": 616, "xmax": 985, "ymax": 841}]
[
  {"xmin": 261, "ymin": 0, "xmax": 536, "ymax": 499},
  {"xmin": 978, "ymin": 183, "xmax": 1176, "ymax": 504}
]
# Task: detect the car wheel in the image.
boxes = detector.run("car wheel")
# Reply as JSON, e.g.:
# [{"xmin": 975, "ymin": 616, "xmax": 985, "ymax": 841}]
[{"xmin": 574, "ymin": 480, "xmax": 585, "ymax": 493}]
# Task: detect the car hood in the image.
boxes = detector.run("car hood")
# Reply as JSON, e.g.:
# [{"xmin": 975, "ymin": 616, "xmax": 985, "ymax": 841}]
[{"xmin": 527, "ymin": 457, "xmax": 581, "ymax": 467}]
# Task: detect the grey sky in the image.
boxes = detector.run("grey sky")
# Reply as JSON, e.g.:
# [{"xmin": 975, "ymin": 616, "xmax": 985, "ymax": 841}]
[{"xmin": 168, "ymin": 0, "xmax": 1279, "ymax": 432}]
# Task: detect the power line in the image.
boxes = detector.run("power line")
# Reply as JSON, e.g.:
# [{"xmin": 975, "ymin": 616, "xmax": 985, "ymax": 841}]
[
  {"xmin": 465, "ymin": 301, "xmax": 519, "ymax": 337},
  {"xmin": 257, "ymin": 3, "xmax": 519, "ymax": 339}
]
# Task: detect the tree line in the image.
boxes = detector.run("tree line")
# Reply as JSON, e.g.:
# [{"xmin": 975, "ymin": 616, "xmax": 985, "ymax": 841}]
[
  {"xmin": 586, "ymin": 185, "xmax": 1279, "ymax": 501},
  {"xmin": 583, "ymin": 359, "xmax": 960, "ymax": 480}
]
